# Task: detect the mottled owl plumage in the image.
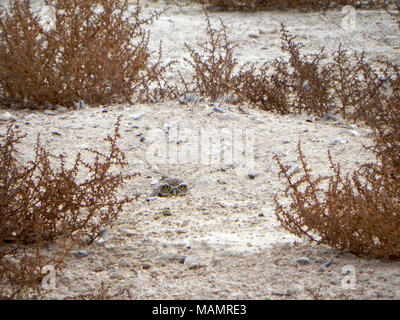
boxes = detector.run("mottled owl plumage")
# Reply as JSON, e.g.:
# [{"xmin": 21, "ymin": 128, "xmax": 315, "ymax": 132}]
[{"xmin": 153, "ymin": 177, "xmax": 189, "ymax": 197}]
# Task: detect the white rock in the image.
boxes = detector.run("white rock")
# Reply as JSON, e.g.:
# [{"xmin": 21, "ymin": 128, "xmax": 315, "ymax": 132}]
[
  {"xmin": 0, "ymin": 111, "xmax": 15, "ymax": 121},
  {"xmin": 330, "ymin": 138, "xmax": 347, "ymax": 145},
  {"xmin": 345, "ymin": 129, "xmax": 360, "ymax": 137},
  {"xmin": 131, "ymin": 112, "xmax": 145, "ymax": 120},
  {"xmin": 288, "ymin": 164, "xmax": 302, "ymax": 175},
  {"xmin": 250, "ymin": 116, "xmax": 265, "ymax": 124},
  {"xmin": 184, "ymin": 255, "xmax": 206, "ymax": 270}
]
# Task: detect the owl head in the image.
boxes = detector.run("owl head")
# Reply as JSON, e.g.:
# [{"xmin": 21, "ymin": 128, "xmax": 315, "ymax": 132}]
[{"xmin": 156, "ymin": 177, "xmax": 189, "ymax": 197}]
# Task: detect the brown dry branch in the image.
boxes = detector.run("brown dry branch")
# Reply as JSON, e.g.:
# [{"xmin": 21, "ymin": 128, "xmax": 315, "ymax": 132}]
[
  {"xmin": 189, "ymin": 0, "xmax": 391, "ymax": 11},
  {"xmin": 0, "ymin": 116, "xmax": 138, "ymax": 298},
  {"xmin": 0, "ymin": 0, "xmax": 174, "ymax": 109},
  {"xmin": 274, "ymin": 142, "xmax": 400, "ymax": 260},
  {"xmin": 232, "ymin": 24, "xmax": 399, "ymax": 124},
  {"xmin": 0, "ymin": 238, "xmax": 72, "ymax": 299},
  {"xmin": 233, "ymin": 24, "xmax": 333, "ymax": 116},
  {"xmin": 182, "ymin": 12, "xmax": 238, "ymax": 101},
  {"xmin": 233, "ymin": 61, "xmax": 292, "ymax": 114}
]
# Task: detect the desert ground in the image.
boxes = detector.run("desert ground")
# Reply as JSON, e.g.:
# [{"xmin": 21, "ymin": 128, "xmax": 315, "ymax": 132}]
[{"xmin": 1, "ymin": 0, "xmax": 400, "ymax": 299}]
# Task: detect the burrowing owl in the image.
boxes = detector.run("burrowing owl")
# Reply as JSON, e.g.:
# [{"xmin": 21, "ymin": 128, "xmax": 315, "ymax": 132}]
[{"xmin": 153, "ymin": 177, "xmax": 189, "ymax": 197}]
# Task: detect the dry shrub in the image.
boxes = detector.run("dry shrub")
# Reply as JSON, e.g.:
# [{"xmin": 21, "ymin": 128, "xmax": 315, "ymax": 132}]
[
  {"xmin": 232, "ymin": 24, "xmax": 400, "ymax": 123},
  {"xmin": 369, "ymin": 106, "xmax": 400, "ymax": 181},
  {"xmin": 0, "ymin": 240, "xmax": 71, "ymax": 299},
  {"xmin": 233, "ymin": 24, "xmax": 333, "ymax": 116},
  {"xmin": 181, "ymin": 13, "xmax": 238, "ymax": 101},
  {"xmin": 0, "ymin": 117, "xmax": 138, "ymax": 298},
  {"xmin": 274, "ymin": 142, "xmax": 400, "ymax": 259},
  {"xmin": 189, "ymin": 0, "xmax": 390, "ymax": 11},
  {"xmin": 182, "ymin": 6, "xmax": 400, "ymax": 260},
  {"xmin": 0, "ymin": 117, "xmax": 137, "ymax": 244},
  {"xmin": 181, "ymin": 18, "xmax": 399, "ymax": 124},
  {"xmin": 0, "ymin": 0, "xmax": 173, "ymax": 109},
  {"xmin": 268, "ymin": 26, "xmax": 400, "ymax": 259},
  {"xmin": 232, "ymin": 62, "xmax": 291, "ymax": 114}
]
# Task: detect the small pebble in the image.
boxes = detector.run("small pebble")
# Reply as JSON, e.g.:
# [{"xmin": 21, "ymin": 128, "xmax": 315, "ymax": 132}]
[
  {"xmin": 330, "ymin": 138, "xmax": 346, "ymax": 145},
  {"xmin": 184, "ymin": 256, "xmax": 206, "ymax": 270},
  {"xmin": 345, "ymin": 129, "xmax": 360, "ymax": 137},
  {"xmin": 296, "ymin": 257, "xmax": 310, "ymax": 265},
  {"xmin": 142, "ymin": 263, "xmax": 151, "ymax": 270},
  {"xmin": 288, "ymin": 164, "xmax": 302, "ymax": 175},
  {"xmin": 178, "ymin": 256, "xmax": 186, "ymax": 264},
  {"xmin": 0, "ymin": 112, "xmax": 15, "ymax": 121},
  {"xmin": 146, "ymin": 197, "xmax": 158, "ymax": 202},
  {"xmin": 92, "ymin": 261, "xmax": 104, "ymax": 272},
  {"xmin": 74, "ymin": 250, "xmax": 89, "ymax": 258},
  {"xmin": 286, "ymin": 287, "xmax": 299, "ymax": 296},
  {"xmin": 322, "ymin": 260, "xmax": 332, "ymax": 268},
  {"xmin": 248, "ymin": 173, "xmax": 256, "ymax": 179},
  {"xmin": 131, "ymin": 112, "xmax": 145, "ymax": 120},
  {"xmin": 213, "ymin": 106, "xmax": 225, "ymax": 113},
  {"xmin": 44, "ymin": 110, "xmax": 57, "ymax": 115}
]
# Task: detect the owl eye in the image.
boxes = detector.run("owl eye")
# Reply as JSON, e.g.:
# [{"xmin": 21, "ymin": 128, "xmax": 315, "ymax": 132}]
[
  {"xmin": 163, "ymin": 185, "xmax": 171, "ymax": 191},
  {"xmin": 178, "ymin": 185, "xmax": 186, "ymax": 190}
]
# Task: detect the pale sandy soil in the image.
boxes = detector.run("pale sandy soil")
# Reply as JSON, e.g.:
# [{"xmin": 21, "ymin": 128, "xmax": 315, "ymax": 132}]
[{"xmin": 1, "ymin": 0, "xmax": 400, "ymax": 299}]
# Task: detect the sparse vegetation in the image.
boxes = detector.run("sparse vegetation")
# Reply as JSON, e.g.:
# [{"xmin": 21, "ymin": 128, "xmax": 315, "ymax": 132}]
[
  {"xmin": 180, "ymin": 15, "xmax": 400, "ymax": 260},
  {"xmin": 0, "ymin": 0, "xmax": 174, "ymax": 109},
  {"xmin": 181, "ymin": 13, "xmax": 238, "ymax": 101},
  {"xmin": 274, "ymin": 141, "xmax": 400, "ymax": 260},
  {"xmin": 0, "ymin": 117, "xmax": 138, "ymax": 298},
  {"xmin": 187, "ymin": 0, "xmax": 391, "ymax": 11}
]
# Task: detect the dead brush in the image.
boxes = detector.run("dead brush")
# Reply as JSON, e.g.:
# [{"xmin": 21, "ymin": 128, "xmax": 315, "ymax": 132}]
[
  {"xmin": 233, "ymin": 24, "xmax": 399, "ymax": 122},
  {"xmin": 182, "ymin": 12, "xmax": 238, "ymax": 102},
  {"xmin": 232, "ymin": 61, "xmax": 292, "ymax": 114},
  {"xmin": 0, "ymin": 0, "xmax": 174, "ymax": 109},
  {"xmin": 0, "ymin": 239, "xmax": 71, "ymax": 299},
  {"xmin": 189, "ymin": 0, "xmax": 390, "ymax": 11},
  {"xmin": 0, "ymin": 117, "xmax": 138, "ymax": 298},
  {"xmin": 326, "ymin": 52, "xmax": 400, "ymax": 127},
  {"xmin": 233, "ymin": 24, "xmax": 333, "ymax": 116},
  {"xmin": 274, "ymin": 142, "xmax": 400, "ymax": 260}
]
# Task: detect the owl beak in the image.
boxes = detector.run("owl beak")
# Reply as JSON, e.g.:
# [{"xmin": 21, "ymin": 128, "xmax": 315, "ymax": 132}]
[{"xmin": 172, "ymin": 188, "xmax": 178, "ymax": 195}]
